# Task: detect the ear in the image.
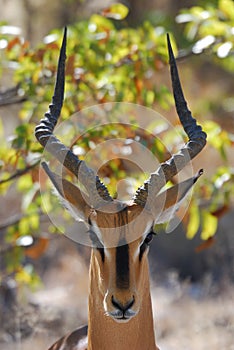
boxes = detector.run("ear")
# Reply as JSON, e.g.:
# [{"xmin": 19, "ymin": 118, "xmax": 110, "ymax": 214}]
[
  {"xmin": 42, "ymin": 162, "xmax": 91, "ymax": 221},
  {"xmin": 153, "ymin": 169, "xmax": 203, "ymax": 224}
]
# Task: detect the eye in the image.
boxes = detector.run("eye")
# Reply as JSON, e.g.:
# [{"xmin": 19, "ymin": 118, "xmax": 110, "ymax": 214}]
[
  {"xmin": 139, "ymin": 232, "xmax": 155, "ymax": 261},
  {"xmin": 144, "ymin": 232, "xmax": 154, "ymax": 245}
]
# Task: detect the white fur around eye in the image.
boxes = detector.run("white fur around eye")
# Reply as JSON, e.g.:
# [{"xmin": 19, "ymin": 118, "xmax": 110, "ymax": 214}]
[
  {"xmin": 90, "ymin": 221, "xmax": 104, "ymax": 246},
  {"xmin": 104, "ymin": 248, "xmax": 111, "ymax": 260}
]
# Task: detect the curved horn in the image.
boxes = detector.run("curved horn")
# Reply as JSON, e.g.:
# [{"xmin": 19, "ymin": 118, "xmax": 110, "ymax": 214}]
[
  {"xmin": 134, "ymin": 34, "xmax": 207, "ymax": 207},
  {"xmin": 35, "ymin": 27, "xmax": 113, "ymax": 208}
]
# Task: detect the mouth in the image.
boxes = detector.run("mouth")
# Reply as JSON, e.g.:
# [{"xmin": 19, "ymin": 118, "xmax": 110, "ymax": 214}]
[
  {"xmin": 112, "ymin": 314, "xmax": 132, "ymax": 323},
  {"xmin": 109, "ymin": 309, "xmax": 137, "ymax": 323}
]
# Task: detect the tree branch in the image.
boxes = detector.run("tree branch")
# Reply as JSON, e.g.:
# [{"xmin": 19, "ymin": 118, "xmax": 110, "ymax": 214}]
[{"xmin": 0, "ymin": 160, "xmax": 40, "ymax": 185}]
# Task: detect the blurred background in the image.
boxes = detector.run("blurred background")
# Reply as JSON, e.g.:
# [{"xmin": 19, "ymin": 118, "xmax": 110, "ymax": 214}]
[{"xmin": 0, "ymin": 0, "xmax": 234, "ymax": 349}]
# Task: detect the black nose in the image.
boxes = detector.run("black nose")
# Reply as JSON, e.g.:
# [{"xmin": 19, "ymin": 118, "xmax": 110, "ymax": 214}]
[{"xmin": 111, "ymin": 296, "xmax": 135, "ymax": 312}]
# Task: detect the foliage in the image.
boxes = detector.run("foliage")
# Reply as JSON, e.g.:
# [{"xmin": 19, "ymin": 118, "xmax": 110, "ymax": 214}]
[
  {"xmin": 0, "ymin": 2, "xmax": 234, "ymax": 288},
  {"xmin": 175, "ymin": 0, "xmax": 234, "ymax": 242},
  {"xmin": 176, "ymin": 0, "xmax": 234, "ymax": 71}
]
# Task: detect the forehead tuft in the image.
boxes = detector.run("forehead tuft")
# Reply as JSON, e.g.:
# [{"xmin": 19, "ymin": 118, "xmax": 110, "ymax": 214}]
[{"xmin": 89, "ymin": 203, "xmax": 153, "ymax": 248}]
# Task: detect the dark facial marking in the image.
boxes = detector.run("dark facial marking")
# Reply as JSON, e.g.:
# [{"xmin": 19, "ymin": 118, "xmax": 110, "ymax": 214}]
[
  {"xmin": 116, "ymin": 239, "xmax": 129, "ymax": 289},
  {"xmin": 115, "ymin": 207, "xmax": 130, "ymax": 289},
  {"xmin": 97, "ymin": 247, "xmax": 105, "ymax": 262}
]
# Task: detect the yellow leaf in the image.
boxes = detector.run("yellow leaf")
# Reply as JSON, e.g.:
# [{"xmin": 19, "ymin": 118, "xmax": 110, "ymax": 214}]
[
  {"xmin": 219, "ymin": 0, "xmax": 234, "ymax": 20},
  {"xmin": 200, "ymin": 210, "xmax": 218, "ymax": 240},
  {"xmin": 17, "ymin": 173, "xmax": 33, "ymax": 191},
  {"xmin": 101, "ymin": 3, "xmax": 129, "ymax": 20},
  {"xmin": 15, "ymin": 267, "xmax": 31, "ymax": 284},
  {"xmin": 187, "ymin": 202, "xmax": 200, "ymax": 239}
]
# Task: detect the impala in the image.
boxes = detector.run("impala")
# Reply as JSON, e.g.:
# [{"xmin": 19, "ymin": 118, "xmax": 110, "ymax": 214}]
[{"xmin": 35, "ymin": 27, "xmax": 206, "ymax": 350}]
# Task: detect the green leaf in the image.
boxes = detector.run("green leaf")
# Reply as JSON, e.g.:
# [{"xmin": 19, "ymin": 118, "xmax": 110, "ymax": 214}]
[
  {"xmin": 145, "ymin": 90, "xmax": 155, "ymax": 106},
  {"xmin": 5, "ymin": 247, "xmax": 23, "ymax": 273}
]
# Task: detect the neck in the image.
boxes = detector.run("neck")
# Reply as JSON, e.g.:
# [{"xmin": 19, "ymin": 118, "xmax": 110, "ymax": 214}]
[{"xmin": 87, "ymin": 250, "xmax": 158, "ymax": 350}]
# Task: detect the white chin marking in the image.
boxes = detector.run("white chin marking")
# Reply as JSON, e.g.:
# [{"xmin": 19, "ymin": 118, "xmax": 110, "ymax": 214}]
[
  {"xmin": 77, "ymin": 337, "xmax": 88, "ymax": 349},
  {"xmin": 114, "ymin": 317, "xmax": 131, "ymax": 324}
]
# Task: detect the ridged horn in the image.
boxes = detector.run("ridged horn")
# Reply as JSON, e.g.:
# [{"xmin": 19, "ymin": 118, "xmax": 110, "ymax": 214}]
[
  {"xmin": 134, "ymin": 34, "xmax": 207, "ymax": 207},
  {"xmin": 35, "ymin": 27, "xmax": 113, "ymax": 208}
]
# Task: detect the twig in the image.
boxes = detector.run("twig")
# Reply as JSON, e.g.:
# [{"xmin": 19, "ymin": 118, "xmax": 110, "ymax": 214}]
[
  {"xmin": 0, "ymin": 84, "xmax": 27, "ymax": 106},
  {"xmin": 0, "ymin": 160, "xmax": 40, "ymax": 185},
  {"xmin": 0, "ymin": 210, "xmax": 48, "ymax": 232}
]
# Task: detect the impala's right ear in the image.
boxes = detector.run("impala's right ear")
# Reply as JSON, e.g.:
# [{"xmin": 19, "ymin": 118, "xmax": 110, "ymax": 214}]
[{"xmin": 42, "ymin": 162, "xmax": 91, "ymax": 221}]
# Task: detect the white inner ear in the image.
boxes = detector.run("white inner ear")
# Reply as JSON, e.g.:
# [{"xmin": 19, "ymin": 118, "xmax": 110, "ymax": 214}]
[
  {"xmin": 52, "ymin": 187, "xmax": 86, "ymax": 223},
  {"xmin": 153, "ymin": 172, "xmax": 202, "ymax": 226},
  {"xmin": 154, "ymin": 185, "xmax": 193, "ymax": 225},
  {"xmin": 154, "ymin": 189, "xmax": 190, "ymax": 225}
]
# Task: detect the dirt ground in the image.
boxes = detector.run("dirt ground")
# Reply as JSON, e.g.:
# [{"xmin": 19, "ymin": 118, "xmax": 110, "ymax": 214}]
[
  {"xmin": 1, "ymin": 284, "xmax": 234, "ymax": 350},
  {"xmin": 154, "ymin": 283, "xmax": 234, "ymax": 350}
]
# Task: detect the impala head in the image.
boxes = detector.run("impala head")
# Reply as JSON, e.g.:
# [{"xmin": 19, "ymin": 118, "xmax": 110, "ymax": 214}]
[
  {"xmin": 88, "ymin": 202, "xmax": 155, "ymax": 322},
  {"xmin": 35, "ymin": 28, "xmax": 206, "ymax": 323}
]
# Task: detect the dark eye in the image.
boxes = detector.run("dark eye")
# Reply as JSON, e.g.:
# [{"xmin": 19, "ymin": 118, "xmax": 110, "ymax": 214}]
[
  {"xmin": 144, "ymin": 232, "xmax": 154, "ymax": 245},
  {"xmin": 139, "ymin": 232, "xmax": 155, "ymax": 261}
]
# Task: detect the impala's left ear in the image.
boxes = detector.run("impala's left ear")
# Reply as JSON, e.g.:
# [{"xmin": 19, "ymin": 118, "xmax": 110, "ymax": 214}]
[
  {"xmin": 42, "ymin": 162, "xmax": 91, "ymax": 221},
  {"xmin": 152, "ymin": 169, "xmax": 203, "ymax": 224}
]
